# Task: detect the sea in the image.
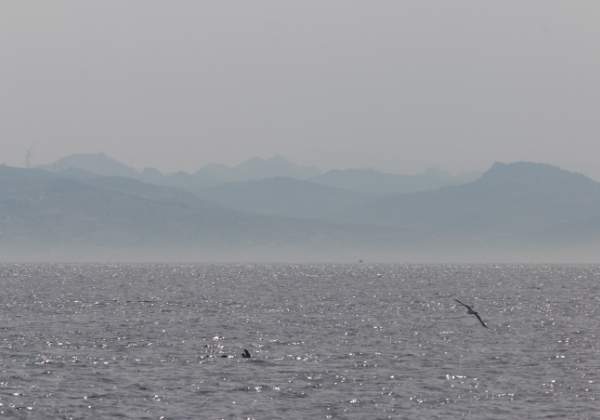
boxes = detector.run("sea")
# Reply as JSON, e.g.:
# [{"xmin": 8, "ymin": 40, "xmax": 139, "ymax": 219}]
[{"xmin": 0, "ymin": 263, "xmax": 599, "ymax": 419}]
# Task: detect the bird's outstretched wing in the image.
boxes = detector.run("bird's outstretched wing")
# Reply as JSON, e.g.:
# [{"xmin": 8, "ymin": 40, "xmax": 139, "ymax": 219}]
[
  {"xmin": 454, "ymin": 298, "xmax": 473, "ymax": 312},
  {"xmin": 455, "ymin": 298, "xmax": 489, "ymax": 329},
  {"xmin": 473, "ymin": 312, "xmax": 489, "ymax": 329}
]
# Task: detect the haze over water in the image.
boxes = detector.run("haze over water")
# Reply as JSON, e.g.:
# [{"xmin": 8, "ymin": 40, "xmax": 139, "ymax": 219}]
[{"xmin": 1, "ymin": 263, "xmax": 598, "ymax": 419}]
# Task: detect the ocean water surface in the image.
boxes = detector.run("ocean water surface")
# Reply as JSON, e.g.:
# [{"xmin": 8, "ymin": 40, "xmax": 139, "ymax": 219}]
[{"xmin": 0, "ymin": 263, "xmax": 599, "ymax": 419}]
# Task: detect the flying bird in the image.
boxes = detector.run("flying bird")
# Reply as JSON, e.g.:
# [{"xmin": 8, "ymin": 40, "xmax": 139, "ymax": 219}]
[{"xmin": 454, "ymin": 298, "xmax": 489, "ymax": 329}]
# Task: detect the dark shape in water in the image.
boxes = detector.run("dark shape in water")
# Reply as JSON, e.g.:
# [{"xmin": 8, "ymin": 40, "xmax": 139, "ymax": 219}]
[
  {"xmin": 454, "ymin": 298, "xmax": 489, "ymax": 329},
  {"xmin": 208, "ymin": 349, "xmax": 251, "ymax": 359}
]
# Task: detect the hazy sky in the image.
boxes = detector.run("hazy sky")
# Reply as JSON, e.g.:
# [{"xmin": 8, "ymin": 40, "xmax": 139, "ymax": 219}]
[{"xmin": 1, "ymin": 1, "xmax": 599, "ymax": 176}]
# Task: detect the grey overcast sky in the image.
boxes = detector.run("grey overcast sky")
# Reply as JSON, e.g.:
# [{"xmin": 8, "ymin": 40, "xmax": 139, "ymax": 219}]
[{"xmin": 1, "ymin": 1, "xmax": 599, "ymax": 176}]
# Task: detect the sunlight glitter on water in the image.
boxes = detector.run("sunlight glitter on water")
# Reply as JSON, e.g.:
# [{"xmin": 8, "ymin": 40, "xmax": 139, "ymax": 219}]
[{"xmin": 0, "ymin": 263, "xmax": 600, "ymax": 418}]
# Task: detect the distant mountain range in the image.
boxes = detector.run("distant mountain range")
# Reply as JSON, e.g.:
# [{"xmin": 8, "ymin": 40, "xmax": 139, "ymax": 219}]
[
  {"xmin": 40, "ymin": 153, "xmax": 476, "ymax": 195},
  {"xmin": 0, "ymin": 165, "xmax": 406, "ymax": 260},
  {"xmin": 1, "ymin": 155, "xmax": 598, "ymax": 261},
  {"xmin": 195, "ymin": 177, "xmax": 369, "ymax": 220},
  {"xmin": 43, "ymin": 153, "xmax": 140, "ymax": 179},
  {"xmin": 41, "ymin": 153, "xmax": 322, "ymax": 190},
  {"xmin": 340, "ymin": 162, "xmax": 600, "ymax": 235},
  {"xmin": 312, "ymin": 168, "xmax": 479, "ymax": 195}
]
